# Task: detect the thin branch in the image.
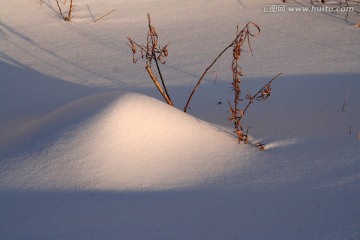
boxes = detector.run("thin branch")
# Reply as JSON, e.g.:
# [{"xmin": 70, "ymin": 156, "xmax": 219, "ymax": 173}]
[
  {"xmin": 183, "ymin": 44, "xmax": 233, "ymax": 112},
  {"xmin": 55, "ymin": 0, "xmax": 64, "ymax": 17},
  {"xmin": 94, "ymin": 9, "xmax": 116, "ymax": 22},
  {"xmin": 242, "ymin": 73, "xmax": 282, "ymax": 116},
  {"xmin": 87, "ymin": 4, "xmax": 96, "ymax": 22},
  {"xmin": 154, "ymin": 57, "xmax": 173, "ymax": 104},
  {"xmin": 64, "ymin": 0, "xmax": 74, "ymax": 21},
  {"xmin": 145, "ymin": 65, "xmax": 173, "ymax": 106},
  {"xmin": 126, "ymin": 14, "xmax": 173, "ymax": 106},
  {"xmin": 184, "ymin": 22, "xmax": 260, "ymax": 112},
  {"xmin": 146, "ymin": 14, "xmax": 172, "ymax": 104}
]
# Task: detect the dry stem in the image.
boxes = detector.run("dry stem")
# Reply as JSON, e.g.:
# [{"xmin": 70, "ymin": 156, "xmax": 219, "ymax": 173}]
[
  {"xmin": 94, "ymin": 9, "xmax": 116, "ymax": 22},
  {"xmin": 64, "ymin": 0, "xmax": 74, "ymax": 21},
  {"xmin": 183, "ymin": 22, "xmax": 260, "ymax": 113},
  {"xmin": 55, "ymin": 0, "xmax": 64, "ymax": 17},
  {"xmin": 126, "ymin": 14, "xmax": 173, "ymax": 106},
  {"xmin": 145, "ymin": 65, "xmax": 173, "ymax": 105},
  {"xmin": 55, "ymin": 0, "xmax": 75, "ymax": 21},
  {"xmin": 183, "ymin": 45, "xmax": 232, "ymax": 112},
  {"xmin": 243, "ymin": 73, "xmax": 282, "ymax": 116}
]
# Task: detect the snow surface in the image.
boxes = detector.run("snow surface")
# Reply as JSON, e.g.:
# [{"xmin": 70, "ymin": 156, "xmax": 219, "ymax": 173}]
[
  {"xmin": 1, "ymin": 0, "xmax": 360, "ymax": 239},
  {"xmin": 1, "ymin": 91, "xmax": 255, "ymax": 190}
]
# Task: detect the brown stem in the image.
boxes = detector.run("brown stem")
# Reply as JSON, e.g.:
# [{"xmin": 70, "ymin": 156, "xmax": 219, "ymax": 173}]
[
  {"xmin": 146, "ymin": 14, "xmax": 172, "ymax": 105},
  {"xmin": 55, "ymin": 0, "xmax": 63, "ymax": 16},
  {"xmin": 145, "ymin": 65, "xmax": 173, "ymax": 106},
  {"xmin": 184, "ymin": 22, "xmax": 260, "ymax": 112},
  {"xmin": 183, "ymin": 44, "xmax": 232, "ymax": 112},
  {"xmin": 66, "ymin": 0, "xmax": 73, "ymax": 21},
  {"xmin": 94, "ymin": 9, "xmax": 116, "ymax": 22},
  {"xmin": 153, "ymin": 56, "xmax": 173, "ymax": 105},
  {"xmin": 242, "ymin": 73, "xmax": 282, "ymax": 117}
]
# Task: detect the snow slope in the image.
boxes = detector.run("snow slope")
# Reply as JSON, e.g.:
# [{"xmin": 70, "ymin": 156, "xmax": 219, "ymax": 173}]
[
  {"xmin": 1, "ymin": 91, "xmax": 255, "ymax": 190},
  {"xmin": 1, "ymin": 0, "xmax": 360, "ymax": 239}
]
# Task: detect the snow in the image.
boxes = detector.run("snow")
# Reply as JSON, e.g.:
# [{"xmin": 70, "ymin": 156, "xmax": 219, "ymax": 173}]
[
  {"xmin": 1, "ymin": 92, "xmax": 254, "ymax": 190},
  {"xmin": 1, "ymin": 0, "xmax": 360, "ymax": 239}
]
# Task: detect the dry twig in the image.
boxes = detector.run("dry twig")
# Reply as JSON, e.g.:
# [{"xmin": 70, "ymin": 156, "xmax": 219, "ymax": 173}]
[
  {"xmin": 183, "ymin": 22, "xmax": 260, "ymax": 113},
  {"xmin": 126, "ymin": 14, "xmax": 173, "ymax": 106},
  {"xmin": 55, "ymin": 0, "xmax": 75, "ymax": 21},
  {"xmin": 64, "ymin": 0, "xmax": 75, "ymax": 21},
  {"xmin": 94, "ymin": 9, "xmax": 116, "ymax": 22},
  {"xmin": 183, "ymin": 21, "xmax": 280, "ymax": 145},
  {"xmin": 55, "ymin": 0, "xmax": 64, "ymax": 17}
]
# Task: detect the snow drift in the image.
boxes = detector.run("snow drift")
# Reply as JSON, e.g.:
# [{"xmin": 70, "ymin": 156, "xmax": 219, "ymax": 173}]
[{"xmin": 1, "ymin": 92, "xmax": 254, "ymax": 191}]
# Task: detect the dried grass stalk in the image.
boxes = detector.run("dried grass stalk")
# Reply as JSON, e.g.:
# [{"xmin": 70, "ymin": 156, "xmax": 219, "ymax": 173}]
[
  {"xmin": 55, "ymin": 0, "xmax": 64, "ymax": 17},
  {"xmin": 94, "ymin": 9, "xmax": 116, "ymax": 22},
  {"xmin": 230, "ymin": 72, "xmax": 281, "ymax": 144},
  {"xmin": 55, "ymin": 0, "xmax": 75, "ymax": 21},
  {"xmin": 145, "ymin": 65, "xmax": 173, "ymax": 105},
  {"xmin": 126, "ymin": 14, "xmax": 173, "ymax": 106},
  {"xmin": 182, "ymin": 20, "xmax": 281, "ymax": 145},
  {"xmin": 64, "ymin": 0, "xmax": 75, "ymax": 21},
  {"xmin": 183, "ymin": 22, "xmax": 260, "ymax": 113}
]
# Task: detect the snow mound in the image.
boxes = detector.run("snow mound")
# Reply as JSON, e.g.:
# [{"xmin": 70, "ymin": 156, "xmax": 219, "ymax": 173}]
[{"xmin": 1, "ymin": 92, "xmax": 255, "ymax": 191}]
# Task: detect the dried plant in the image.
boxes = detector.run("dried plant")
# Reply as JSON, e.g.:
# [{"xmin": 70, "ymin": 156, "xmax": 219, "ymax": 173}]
[
  {"xmin": 127, "ymin": 15, "xmax": 281, "ymax": 149},
  {"xmin": 228, "ymin": 73, "xmax": 281, "ymax": 145},
  {"xmin": 226, "ymin": 25, "xmax": 281, "ymax": 145},
  {"xmin": 183, "ymin": 22, "xmax": 260, "ymax": 113},
  {"xmin": 227, "ymin": 24, "xmax": 260, "ymax": 144},
  {"xmin": 55, "ymin": 0, "xmax": 76, "ymax": 21},
  {"xmin": 126, "ymin": 14, "xmax": 173, "ymax": 106},
  {"xmin": 55, "ymin": 0, "xmax": 63, "ymax": 16},
  {"xmin": 183, "ymin": 22, "xmax": 281, "ymax": 146}
]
